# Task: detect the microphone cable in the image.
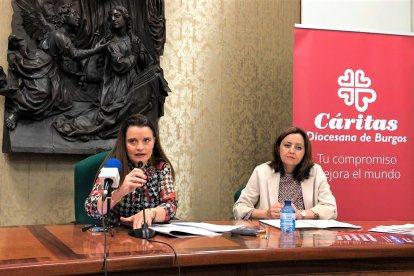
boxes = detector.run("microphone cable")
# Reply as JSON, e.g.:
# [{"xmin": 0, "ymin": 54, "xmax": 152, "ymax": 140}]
[
  {"xmin": 134, "ymin": 162, "xmax": 181, "ymax": 275},
  {"xmin": 99, "ymin": 206, "xmax": 181, "ymax": 276},
  {"xmin": 147, "ymin": 238, "xmax": 181, "ymax": 276},
  {"xmin": 100, "ymin": 160, "xmax": 180, "ymax": 275}
]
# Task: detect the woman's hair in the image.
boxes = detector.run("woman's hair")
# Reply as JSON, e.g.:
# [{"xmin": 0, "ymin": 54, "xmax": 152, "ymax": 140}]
[
  {"xmin": 269, "ymin": 126, "xmax": 314, "ymax": 182},
  {"xmin": 105, "ymin": 114, "xmax": 174, "ymax": 183}
]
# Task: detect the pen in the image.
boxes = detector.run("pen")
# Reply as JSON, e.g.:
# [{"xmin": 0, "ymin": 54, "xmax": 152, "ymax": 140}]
[{"xmin": 257, "ymin": 229, "xmax": 269, "ymax": 239}]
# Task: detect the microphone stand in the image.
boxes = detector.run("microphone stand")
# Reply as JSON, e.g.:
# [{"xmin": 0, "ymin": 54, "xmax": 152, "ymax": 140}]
[
  {"xmin": 102, "ymin": 184, "xmax": 117, "ymax": 276},
  {"xmin": 105, "ymin": 186, "xmax": 115, "ymax": 236},
  {"xmin": 128, "ymin": 162, "xmax": 155, "ymax": 239},
  {"xmin": 129, "ymin": 187, "xmax": 156, "ymax": 239}
]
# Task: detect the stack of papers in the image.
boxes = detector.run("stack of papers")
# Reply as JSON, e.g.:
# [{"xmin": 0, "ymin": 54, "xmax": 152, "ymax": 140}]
[
  {"xmin": 149, "ymin": 222, "xmax": 244, "ymax": 238},
  {"xmin": 170, "ymin": 222, "xmax": 244, "ymax": 232},
  {"xmin": 368, "ymin": 224, "xmax": 414, "ymax": 235},
  {"xmin": 260, "ymin": 219, "xmax": 361, "ymax": 229}
]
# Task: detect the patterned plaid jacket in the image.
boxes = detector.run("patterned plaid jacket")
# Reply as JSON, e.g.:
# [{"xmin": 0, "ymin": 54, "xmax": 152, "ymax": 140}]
[{"xmin": 85, "ymin": 161, "xmax": 177, "ymax": 225}]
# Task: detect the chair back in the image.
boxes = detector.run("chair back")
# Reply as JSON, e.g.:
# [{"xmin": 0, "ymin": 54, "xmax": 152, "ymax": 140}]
[
  {"xmin": 74, "ymin": 151, "xmax": 109, "ymax": 224},
  {"xmin": 234, "ymin": 187, "xmax": 244, "ymax": 202}
]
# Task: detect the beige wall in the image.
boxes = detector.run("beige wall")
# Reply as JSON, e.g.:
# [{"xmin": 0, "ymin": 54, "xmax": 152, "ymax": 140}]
[{"xmin": 0, "ymin": 0, "xmax": 299, "ymax": 226}]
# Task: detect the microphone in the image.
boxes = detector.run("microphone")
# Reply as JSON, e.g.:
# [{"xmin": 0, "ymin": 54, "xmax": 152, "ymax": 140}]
[
  {"xmin": 99, "ymin": 158, "xmax": 122, "ymax": 276},
  {"xmin": 129, "ymin": 161, "xmax": 156, "ymax": 239},
  {"xmin": 99, "ymin": 158, "xmax": 122, "ymax": 201}
]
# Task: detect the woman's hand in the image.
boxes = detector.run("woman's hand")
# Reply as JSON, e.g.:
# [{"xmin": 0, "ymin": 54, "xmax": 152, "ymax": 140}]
[
  {"xmin": 266, "ymin": 202, "xmax": 284, "ymax": 219},
  {"xmin": 120, "ymin": 209, "xmax": 153, "ymax": 229},
  {"xmin": 116, "ymin": 168, "xmax": 147, "ymax": 198},
  {"xmin": 291, "ymin": 203, "xmax": 300, "ymax": 219}
]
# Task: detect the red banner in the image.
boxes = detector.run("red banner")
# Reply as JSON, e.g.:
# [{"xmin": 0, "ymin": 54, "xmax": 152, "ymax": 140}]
[{"xmin": 293, "ymin": 27, "xmax": 414, "ymax": 220}]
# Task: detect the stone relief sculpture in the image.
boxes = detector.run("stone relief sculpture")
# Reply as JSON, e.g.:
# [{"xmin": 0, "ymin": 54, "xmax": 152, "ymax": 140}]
[
  {"xmin": 53, "ymin": 6, "xmax": 156, "ymax": 141},
  {"xmin": 0, "ymin": 0, "xmax": 169, "ymax": 153},
  {"xmin": 1, "ymin": 4, "xmax": 107, "ymax": 130}
]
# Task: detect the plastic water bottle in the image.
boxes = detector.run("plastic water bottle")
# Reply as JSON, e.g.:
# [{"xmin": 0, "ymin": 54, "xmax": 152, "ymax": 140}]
[
  {"xmin": 280, "ymin": 231, "xmax": 296, "ymax": 248},
  {"xmin": 280, "ymin": 200, "xmax": 296, "ymax": 233}
]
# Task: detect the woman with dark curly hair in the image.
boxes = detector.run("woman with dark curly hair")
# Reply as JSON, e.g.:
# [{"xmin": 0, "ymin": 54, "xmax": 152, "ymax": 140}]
[{"xmin": 233, "ymin": 126, "xmax": 337, "ymax": 220}]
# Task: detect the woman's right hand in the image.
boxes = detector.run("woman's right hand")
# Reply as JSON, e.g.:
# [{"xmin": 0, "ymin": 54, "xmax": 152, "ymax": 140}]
[
  {"xmin": 116, "ymin": 168, "xmax": 147, "ymax": 197},
  {"xmin": 266, "ymin": 202, "xmax": 284, "ymax": 219}
]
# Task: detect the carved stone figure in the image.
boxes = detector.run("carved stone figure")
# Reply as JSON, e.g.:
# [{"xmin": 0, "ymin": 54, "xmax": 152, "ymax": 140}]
[
  {"xmin": 1, "ymin": 0, "xmax": 170, "ymax": 154},
  {"xmin": 53, "ymin": 5, "xmax": 160, "ymax": 141},
  {"xmin": 0, "ymin": 4, "xmax": 106, "ymax": 130}
]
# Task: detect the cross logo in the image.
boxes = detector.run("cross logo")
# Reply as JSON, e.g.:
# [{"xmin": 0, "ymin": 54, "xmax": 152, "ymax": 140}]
[{"xmin": 337, "ymin": 69, "xmax": 377, "ymax": 112}]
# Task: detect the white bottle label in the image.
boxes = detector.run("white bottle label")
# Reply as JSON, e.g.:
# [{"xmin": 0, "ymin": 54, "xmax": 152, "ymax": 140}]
[{"xmin": 280, "ymin": 213, "xmax": 295, "ymax": 233}]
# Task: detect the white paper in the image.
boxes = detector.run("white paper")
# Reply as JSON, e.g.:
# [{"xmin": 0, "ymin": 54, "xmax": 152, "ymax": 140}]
[
  {"xmin": 368, "ymin": 224, "xmax": 414, "ymax": 235},
  {"xmin": 260, "ymin": 219, "xmax": 361, "ymax": 229},
  {"xmin": 150, "ymin": 224, "xmax": 221, "ymax": 238},
  {"xmin": 170, "ymin": 221, "xmax": 244, "ymax": 233}
]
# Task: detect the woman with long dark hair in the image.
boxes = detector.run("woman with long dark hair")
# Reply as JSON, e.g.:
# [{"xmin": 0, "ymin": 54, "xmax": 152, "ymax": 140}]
[{"xmin": 85, "ymin": 114, "xmax": 177, "ymax": 229}]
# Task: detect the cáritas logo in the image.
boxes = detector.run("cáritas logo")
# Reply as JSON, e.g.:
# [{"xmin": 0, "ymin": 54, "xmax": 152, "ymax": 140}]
[
  {"xmin": 338, "ymin": 69, "xmax": 376, "ymax": 112},
  {"xmin": 312, "ymin": 68, "xmax": 398, "ymax": 132}
]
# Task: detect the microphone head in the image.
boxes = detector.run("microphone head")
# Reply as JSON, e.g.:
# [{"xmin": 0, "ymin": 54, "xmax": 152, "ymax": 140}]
[
  {"xmin": 137, "ymin": 161, "xmax": 144, "ymax": 169},
  {"xmin": 99, "ymin": 158, "xmax": 122, "ymax": 189},
  {"xmin": 104, "ymin": 158, "xmax": 122, "ymax": 172}
]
